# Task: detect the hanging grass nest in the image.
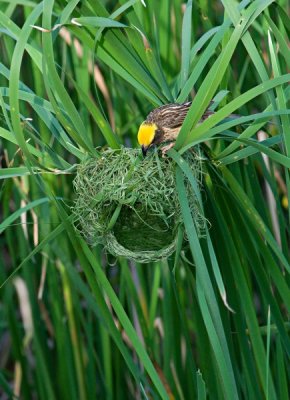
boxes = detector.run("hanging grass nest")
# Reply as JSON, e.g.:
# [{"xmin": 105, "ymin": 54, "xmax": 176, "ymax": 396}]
[{"xmin": 72, "ymin": 147, "xmax": 205, "ymax": 263}]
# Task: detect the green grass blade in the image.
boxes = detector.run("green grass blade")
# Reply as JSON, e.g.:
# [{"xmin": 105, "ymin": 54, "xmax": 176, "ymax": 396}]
[
  {"xmin": 0, "ymin": 197, "xmax": 50, "ymax": 234},
  {"xmin": 220, "ymin": 165, "xmax": 290, "ymax": 272},
  {"xmin": 179, "ymin": 0, "xmax": 192, "ymax": 90},
  {"xmin": 71, "ymin": 17, "xmax": 127, "ymax": 28},
  {"xmin": 181, "ymin": 74, "xmax": 290, "ymax": 150},
  {"xmin": 176, "ymin": 167, "xmax": 239, "ymax": 400},
  {"xmin": 196, "ymin": 370, "xmax": 206, "ymax": 400}
]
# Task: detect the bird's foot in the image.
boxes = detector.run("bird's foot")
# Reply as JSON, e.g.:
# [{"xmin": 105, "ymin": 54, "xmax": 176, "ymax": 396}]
[{"xmin": 161, "ymin": 143, "xmax": 175, "ymax": 157}]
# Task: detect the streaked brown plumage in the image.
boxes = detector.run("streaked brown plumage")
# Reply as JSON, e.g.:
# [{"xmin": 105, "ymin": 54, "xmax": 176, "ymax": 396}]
[{"xmin": 137, "ymin": 101, "xmax": 213, "ymax": 156}]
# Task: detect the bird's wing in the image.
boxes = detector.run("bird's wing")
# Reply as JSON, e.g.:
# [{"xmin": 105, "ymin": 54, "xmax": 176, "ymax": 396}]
[
  {"xmin": 147, "ymin": 101, "xmax": 213, "ymax": 129},
  {"xmin": 156, "ymin": 102, "xmax": 192, "ymax": 128}
]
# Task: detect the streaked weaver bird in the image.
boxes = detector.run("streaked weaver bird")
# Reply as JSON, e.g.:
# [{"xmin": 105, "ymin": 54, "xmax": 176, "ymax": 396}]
[{"xmin": 137, "ymin": 101, "xmax": 213, "ymax": 156}]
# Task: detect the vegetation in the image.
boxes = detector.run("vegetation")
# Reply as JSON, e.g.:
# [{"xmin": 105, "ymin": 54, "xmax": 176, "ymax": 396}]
[{"xmin": 0, "ymin": 0, "xmax": 289, "ymax": 399}]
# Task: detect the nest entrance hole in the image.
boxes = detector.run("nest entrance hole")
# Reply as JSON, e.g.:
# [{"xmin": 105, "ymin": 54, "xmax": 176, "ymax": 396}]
[{"xmin": 113, "ymin": 204, "xmax": 175, "ymax": 252}]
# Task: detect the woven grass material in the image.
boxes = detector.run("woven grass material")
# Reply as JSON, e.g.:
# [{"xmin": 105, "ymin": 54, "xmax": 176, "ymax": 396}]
[{"xmin": 73, "ymin": 147, "xmax": 204, "ymax": 263}]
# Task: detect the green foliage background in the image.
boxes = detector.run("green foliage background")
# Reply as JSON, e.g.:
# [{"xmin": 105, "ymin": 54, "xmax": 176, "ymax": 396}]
[{"xmin": 0, "ymin": 0, "xmax": 289, "ymax": 399}]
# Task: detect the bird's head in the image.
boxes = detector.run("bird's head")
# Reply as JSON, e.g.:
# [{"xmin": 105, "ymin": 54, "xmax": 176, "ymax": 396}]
[{"xmin": 137, "ymin": 122, "xmax": 159, "ymax": 156}]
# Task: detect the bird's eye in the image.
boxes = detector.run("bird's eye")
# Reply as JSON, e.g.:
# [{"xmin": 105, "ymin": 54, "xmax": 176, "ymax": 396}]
[{"xmin": 152, "ymin": 129, "xmax": 162, "ymax": 144}]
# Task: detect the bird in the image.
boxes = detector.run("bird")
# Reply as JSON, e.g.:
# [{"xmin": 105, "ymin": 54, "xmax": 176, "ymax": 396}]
[{"xmin": 137, "ymin": 101, "xmax": 213, "ymax": 156}]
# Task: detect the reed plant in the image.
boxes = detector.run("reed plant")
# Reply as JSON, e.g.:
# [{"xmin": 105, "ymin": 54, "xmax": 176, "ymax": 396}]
[{"xmin": 0, "ymin": 1, "xmax": 289, "ymax": 399}]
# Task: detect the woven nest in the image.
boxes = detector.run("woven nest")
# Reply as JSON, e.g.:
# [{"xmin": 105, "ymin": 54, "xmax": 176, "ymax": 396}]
[{"xmin": 72, "ymin": 147, "xmax": 205, "ymax": 263}]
